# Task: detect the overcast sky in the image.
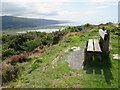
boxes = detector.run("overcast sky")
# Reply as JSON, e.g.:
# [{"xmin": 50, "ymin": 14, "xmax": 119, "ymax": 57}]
[{"xmin": 1, "ymin": 0, "xmax": 119, "ymax": 25}]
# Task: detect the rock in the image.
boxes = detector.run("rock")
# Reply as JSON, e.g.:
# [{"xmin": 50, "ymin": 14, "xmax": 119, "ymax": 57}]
[
  {"xmin": 70, "ymin": 47, "xmax": 81, "ymax": 51},
  {"xmin": 112, "ymin": 54, "xmax": 120, "ymax": 59}
]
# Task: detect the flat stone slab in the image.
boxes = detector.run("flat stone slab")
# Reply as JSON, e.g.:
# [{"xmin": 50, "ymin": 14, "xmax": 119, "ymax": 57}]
[
  {"xmin": 67, "ymin": 48, "xmax": 84, "ymax": 69},
  {"xmin": 112, "ymin": 54, "xmax": 120, "ymax": 59}
]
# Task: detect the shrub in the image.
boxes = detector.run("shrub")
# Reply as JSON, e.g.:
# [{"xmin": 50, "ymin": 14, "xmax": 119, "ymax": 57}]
[
  {"xmin": 28, "ymin": 62, "xmax": 40, "ymax": 74},
  {"xmin": 2, "ymin": 63, "xmax": 19, "ymax": 83},
  {"xmin": 40, "ymin": 50, "xmax": 46, "ymax": 53},
  {"xmin": 6, "ymin": 54, "xmax": 27, "ymax": 65},
  {"xmin": 22, "ymin": 39, "xmax": 42, "ymax": 52},
  {"xmin": 2, "ymin": 48, "xmax": 17, "ymax": 61}
]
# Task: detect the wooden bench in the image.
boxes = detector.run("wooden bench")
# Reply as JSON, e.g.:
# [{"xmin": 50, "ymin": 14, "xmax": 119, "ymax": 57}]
[{"xmin": 84, "ymin": 29, "xmax": 110, "ymax": 61}]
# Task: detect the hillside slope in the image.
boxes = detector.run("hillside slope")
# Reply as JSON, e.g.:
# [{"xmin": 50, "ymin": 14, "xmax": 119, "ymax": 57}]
[
  {"xmin": 2, "ymin": 16, "xmax": 67, "ymax": 30},
  {"xmin": 2, "ymin": 24, "xmax": 119, "ymax": 88}
]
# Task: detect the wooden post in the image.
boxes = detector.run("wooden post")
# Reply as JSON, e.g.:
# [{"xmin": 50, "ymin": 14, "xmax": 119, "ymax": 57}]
[
  {"xmin": 84, "ymin": 48, "xmax": 87, "ymax": 65},
  {"xmin": 102, "ymin": 30, "xmax": 110, "ymax": 55},
  {"xmin": 84, "ymin": 41, "xmax": 88, "ymax": 61}
]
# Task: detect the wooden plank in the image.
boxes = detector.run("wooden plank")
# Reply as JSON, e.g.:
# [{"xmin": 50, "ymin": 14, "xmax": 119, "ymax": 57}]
[
  {"xmin": 87, "ymin": 39, "xmax": 94, "ymax": 52},
  {"xmin": 94, "ymin": 39, "xmax": 102, "ymax": 52},
  {"xmin": 99, "ymin": 29, "xmax": 107, "ymax": 40}
]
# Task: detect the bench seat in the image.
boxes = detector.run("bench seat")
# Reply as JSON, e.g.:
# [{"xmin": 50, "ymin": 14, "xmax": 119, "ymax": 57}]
[{"xmin": 87, "ymin": 39, "xmax": 102, "ymax": 53}]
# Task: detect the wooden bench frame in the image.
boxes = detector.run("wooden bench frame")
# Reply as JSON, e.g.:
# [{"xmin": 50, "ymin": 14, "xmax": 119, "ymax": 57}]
[{"xmin": 84, "ymin": 29, "xmax": 110, "ymax": 61}]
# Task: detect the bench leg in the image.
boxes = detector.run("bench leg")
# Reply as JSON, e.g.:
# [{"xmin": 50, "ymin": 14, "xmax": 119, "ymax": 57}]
[
  {"xmin": 87, "ymin": 53, "xmax": 93, "ymax": 62},
  {"xmin": 84, "ymin": 49, "xmax": 93, "ymax": 66},
  {"xmin": 84, "ymin": 51, "xmax": 93, "ymax": 73}
]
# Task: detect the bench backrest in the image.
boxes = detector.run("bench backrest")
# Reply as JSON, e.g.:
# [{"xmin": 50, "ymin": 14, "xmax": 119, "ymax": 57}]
[
  {"xmin": 99, "ymin": 29, "xmax": 107, "ymax": 40},
  {"xmin": 99, "ymin": 29, "xmax": 110, "ymax": 54}
]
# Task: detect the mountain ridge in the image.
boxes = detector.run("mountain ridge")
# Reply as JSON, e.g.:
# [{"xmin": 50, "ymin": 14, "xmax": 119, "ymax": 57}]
[{"xmin": 2, "ymin": 16, "xmax": 68, "ymax": 30}]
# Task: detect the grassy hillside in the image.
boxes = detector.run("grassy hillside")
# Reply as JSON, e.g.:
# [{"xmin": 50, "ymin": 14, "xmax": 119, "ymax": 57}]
[{"xmin": 3, "ymin": 24, "xmax": 119, "ymax": 88}]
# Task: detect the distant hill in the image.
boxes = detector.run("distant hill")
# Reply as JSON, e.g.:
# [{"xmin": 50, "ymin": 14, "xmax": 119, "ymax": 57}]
[{"xmin": 2, "ymin": 16, "xmax": 67, "ymax": 30}]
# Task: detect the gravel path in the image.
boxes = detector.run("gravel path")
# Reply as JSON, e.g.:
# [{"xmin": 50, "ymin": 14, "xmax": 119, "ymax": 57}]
[{"xmin": 67, "ymin": 48, "xmax": 84, "ymax": 69}]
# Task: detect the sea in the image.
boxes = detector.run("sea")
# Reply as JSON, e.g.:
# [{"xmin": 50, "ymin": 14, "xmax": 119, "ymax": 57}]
[
  {"xmin": 16, "ymin": 22, "xmax": 83, "ymax": 34},
  {"xmin": 16, "ymin": 28, "xmax": 64, "ymax": 34}
]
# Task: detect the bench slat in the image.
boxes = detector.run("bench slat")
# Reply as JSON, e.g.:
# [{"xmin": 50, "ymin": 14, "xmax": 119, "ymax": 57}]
[
  {"xmin": 99, "ymin": 29, "xmax": 107, "ymax": 40},
  {"xmin": 94, "ymin": 39, "xmax": 102, "ymax": 52},
  {"xmin": 87, "ymin": 39, "xmax": 94, "ymax": 52}
]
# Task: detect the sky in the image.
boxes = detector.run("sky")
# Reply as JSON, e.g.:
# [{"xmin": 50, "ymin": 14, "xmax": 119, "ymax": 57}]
[{"xmin": 1, "ymin": 0, "xmax": 119, "ymax": 25}]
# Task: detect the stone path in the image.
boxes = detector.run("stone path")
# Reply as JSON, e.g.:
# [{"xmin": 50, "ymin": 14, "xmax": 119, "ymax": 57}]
[{"xmin": 67, "ymin": 48, "xmax": 84, "ymax": 69}]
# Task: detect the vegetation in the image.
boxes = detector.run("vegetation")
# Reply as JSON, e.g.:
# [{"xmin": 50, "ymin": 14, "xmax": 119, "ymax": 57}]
[
  {"xmin": 2, "ymin": 24, "xmax": 92, "ymax": 61},
  {"xmin": 1, "ymin": 23, "xmax": 119, "ymax": 88}
]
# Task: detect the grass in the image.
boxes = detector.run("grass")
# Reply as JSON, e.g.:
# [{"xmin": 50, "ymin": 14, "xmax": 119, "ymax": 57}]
[
  {"xmin": 3, "ymin": 26, "xmax": 119, "ymax": 88},
  {"xmin": 2, "ymin": 25, "xmax": 66, "ymax": 35}
]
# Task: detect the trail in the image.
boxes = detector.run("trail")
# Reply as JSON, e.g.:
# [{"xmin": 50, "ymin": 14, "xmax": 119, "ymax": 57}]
[{"xmin": 64, "ymin": 23, "xmax": 110, "ymax": 37}]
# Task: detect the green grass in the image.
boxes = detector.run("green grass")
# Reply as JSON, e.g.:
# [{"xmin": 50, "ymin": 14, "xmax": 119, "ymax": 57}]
[{"xmin": 3, "ymin": 27, "xmax": 119, "ymax": 88}]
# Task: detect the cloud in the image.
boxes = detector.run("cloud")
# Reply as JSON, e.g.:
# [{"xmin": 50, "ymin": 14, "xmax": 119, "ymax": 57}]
[
  {"xmin": 54, "ymin": 6, "xmax": 104, "ymax": 22},
  {"xmin": 1, "ymin": 0, "xmax": 118, "ymax": 24},
  {"xmin": 88, "ymin": 0, "xmax": 108, "ymax": 2},
  {"xmin": 2, "ymin": 1, "xmax": 62, "ymax": 17},
  {"xmin": 3, "ymin": 0, "xmax": 119, "ymax": 3},
  {"xmin": 88, "ymin": 0, "xmax": 119, "ymax": 2},
  {"xmin": 96, "ymin": 6, "xmax": 109, "ymax": 8},
  {"xmin": 2, "ymin": 2, "xmax": 25, "ymax": 15},
  {"xmin": 3, "ymin": 0, "xmax": 70, "ymax": 2},
  {"xmin": 112, "ymin": 3, "xmax": 119, "ymax": 5}
]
